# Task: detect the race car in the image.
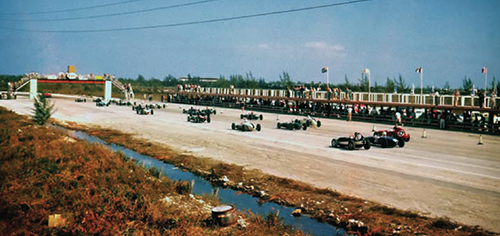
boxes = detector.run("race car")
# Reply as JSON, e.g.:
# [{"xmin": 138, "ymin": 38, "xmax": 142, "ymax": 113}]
[
  {"xmin": 331, "ymin": 132, "xmax": 371, "ymax": 150},
  {"xmin": 187, "ymin": 114, "xmax": 211, "ymax": 123},
  {"xmin": 135, "ymin": 106, "xmax": 154, "ymax": 115},
  {"xmin": 202, "ymin": 108, "xmax": 217, "ymax": 115},
  {"xmin": 145, "ymin": 103, "xmax": 166, "ymax": 109},
  {"xmin": 277, "ymin": 119, "xmax": 307, "ymax": 130},
  {"xmin": 299, "ymin": 115, "xmax": 322, "ymax": 128},
  {"xmin": 231, "ymin": 120, "xmax": 261, "ymax": 132},
  {"xmin": 183, "ymin": 107, "xmax": 199, "ymax": 115},
  {"xmin": 114, "ymin": 100, "xmax": 131, "ymax": 106},
  {"xmin": 75, "ymin": 98, "xmax": 86, "ymax": 102},
  {"xmin": 240, "ymin": 112, "xmax": 263, "ymax": 120},
  {"xmin": 373, "ymin": 126, "xmax": 411, "ymax": 142},
  {"xmin": 365, "ymin": 135, "xmax": 404, "ymax": 148},
  {"xmin": 96, "ymin": 100, "xmax": 110, "ymax": 107}
]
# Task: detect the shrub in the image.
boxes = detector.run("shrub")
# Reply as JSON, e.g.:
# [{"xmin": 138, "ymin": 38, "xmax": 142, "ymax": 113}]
[{"xmin": 32, "ymin": 93, "xmax": 54, "ymax": 125}]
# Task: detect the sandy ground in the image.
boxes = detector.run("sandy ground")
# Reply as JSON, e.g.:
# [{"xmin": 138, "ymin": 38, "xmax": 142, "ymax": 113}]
[{"xmin": 2, "ymin": 95, "xmax": 500, "ymax": 232}]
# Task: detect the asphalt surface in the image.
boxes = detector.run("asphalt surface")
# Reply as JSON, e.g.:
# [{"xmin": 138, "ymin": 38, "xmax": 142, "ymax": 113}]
[{"xmin": 2, "ymin": 95, "xmax": 499, "ymax": 231}]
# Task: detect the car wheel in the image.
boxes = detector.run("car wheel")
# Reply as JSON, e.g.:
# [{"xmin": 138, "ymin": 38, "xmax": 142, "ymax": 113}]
[
  {"xmin": 231, "ymin": 123, "xmax": 236, "ymax": 130},
  {"xmin": 302, "ymin": 124, "xmax": 307, "ymax": 130},
  {"xmin": 317, "ymin": 120, "xmax": 322, "ymax": 127},
  {"xmin": 259, "ymin": 115, "xmax": 263, "ymax": 120},
  {"xmin": 187, "ymin": 117, "xmax": 190, "ymax": 122},
  {"xmin": 207, "ymin": 117, "xmax": 211, "ymax": 123},
  {"xmin": 256, "ymin": 124, "xmax": 261, "ymax": 131},
  {"xmin": 348, "ymin": 140, "xmax": 355, "ymax": 150},
  {"xmin": 240, "ymin": 114, "xmax": 244, "ymax": 119},
  {"xmin": 277, "ymin": 123, "xmax": 281, "ymax": 129},
  {"xmin": 151, "ymin": 110, "xmax": 154, "ymax": 115},
  {"xmin": 331, "ymin": 139, "xmax": 338, "ymax": 148},
  {"xmin": 398, "ymin": 139, "xmax": 405, "ymax": 148},
  {"xmin": 136, "ymin": 110, "xmax": 139, "ymax": 114},
  {"xmin": 214, "ymin": 110, "xmax": 217, "ymax": 115},
  {"xmin": 405, "ymin": 134, "xmax": 410, "ymax": 142},
  {"xmin": 364, "ymin": 140, "xmax": 371, "ymax": 150},
  {"xmin": 163, "ymin": 104, "xmax": 166, "ymax": 108}
]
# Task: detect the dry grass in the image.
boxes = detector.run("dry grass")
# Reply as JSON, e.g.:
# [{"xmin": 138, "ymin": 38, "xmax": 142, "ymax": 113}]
[{"xmin": 0, "ymin": 107, "xmax": 307, "ymax": 235}]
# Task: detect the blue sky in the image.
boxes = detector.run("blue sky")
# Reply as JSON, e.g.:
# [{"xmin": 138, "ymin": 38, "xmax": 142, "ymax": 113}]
[{"xmin": 0, "ymin": 0, "xmax": 498, "ymax": 89}]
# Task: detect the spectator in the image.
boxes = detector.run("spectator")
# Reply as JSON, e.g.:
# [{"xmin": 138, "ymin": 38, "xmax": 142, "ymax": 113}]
[
  {"xmin": 479, "ymin": 90, "xmax": 485, "ymax": 108},
  {"xmin": 327, "ymin": 86, "xmax": 332, "ymax": 100},
  {"xmin": 395, "ymin": 111, "xmax": 402, "ymax": 126},
  {"xmin": 439, "ymin": 112, "xmax": 446, "ymax": 129},
  {"xmin": 347, "ymin": 106, "xmax": 352, "ymax": 122},
  {"xmin": 453, "ymin": 89, "xmax": 460, "ymax": 106},
  {"xmin": 491, "ymin": 90, "xmax": 496, "ymax": 109}
]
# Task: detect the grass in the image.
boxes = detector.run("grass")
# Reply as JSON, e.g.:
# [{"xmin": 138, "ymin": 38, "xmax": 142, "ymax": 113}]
[
  {"xmin": 55, "ymin": 120, "xmax": 499, "ymax": 236},
  {"xmin": 0, "ymin": 107, "xmax": 307, "ymax": 235}
]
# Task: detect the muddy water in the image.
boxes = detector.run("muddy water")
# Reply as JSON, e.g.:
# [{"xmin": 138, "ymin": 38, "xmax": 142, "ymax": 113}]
[{"xmin": 54, "ymin": 126, "xmax": 347, "ymax": 236}]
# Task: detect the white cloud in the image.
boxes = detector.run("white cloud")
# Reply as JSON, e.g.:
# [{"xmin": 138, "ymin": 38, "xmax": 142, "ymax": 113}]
[
  {"xmin": 257, "ymin": 43, "xmax": 270, "ymax": 49},
  {"xmin": 303, "ymin": 41, "xmax": 347, "ymax": 57}
]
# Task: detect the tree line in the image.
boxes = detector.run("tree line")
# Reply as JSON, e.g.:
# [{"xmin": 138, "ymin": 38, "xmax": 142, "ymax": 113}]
[
  {"xmin": 1, "ymin": 73, "xmax": 498, "ymax": 95},
  {"xmin": 117, "ymin": 72, "xmax": 499, "ymax": 95}
]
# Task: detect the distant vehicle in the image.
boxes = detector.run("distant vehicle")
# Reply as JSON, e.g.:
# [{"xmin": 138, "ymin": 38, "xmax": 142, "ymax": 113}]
[
  {"xmin": 46, "ymin": 74, "xmax": 57, "ymax": 80},
  {"xmin": 96, "ymin": 100, "xmax": 110, "ymax": 107},
  {"xmin": 58, "ymin": 72, "xmax": 66, "ymax": 79},
  {"xmin": 183, "ymin": 107, "xmax": 199, "ymax": 115},
  {"xmin": 95, "ymin": 75, "xmax": 104, "ymax": 80},
  {"xmin": 75, "ymin": 98, "xmax": 86, "ymax": 102},
  {"xmin": 298, "ymin": 116, "xmax": 321, "ymax": 128},
  {"xmin": 145, "ymin": 103, "xmax": 166, "ymax": 109},
  {"xmin": 331, "ymin": 132, "xmax": 371, "ymax": 150},
  {"xmin": 187, "ymin": 114, "xmax": 211, "ymax": 123},
  {"xmin": 43, "ymin": 93, "xmax": 52, "ymax": 98},
  {"xmin": 203, "ymin": 108, "xmax": 217, "ymax": 115},
  {"xmin": 66, "ymin": 73, "xmax": 78, "ymax": 80},
  {"xmin": 231, "ymin": 120, "xmax": 261, "ymax": 132},
  {"xmin": 79, "ymin": 75, "xmax": 89, "ymax": 80},
  {"xmin": 373, "ymin": 126, "xmax": 410, "ymax": 142},
  {"xmin": 365, "ymin": 136, "xmax": 404, "ymax": 148},
  {"xmin": 135, "ymin": 106, "xmax": 154, "ymax": 115},
  {"xmin": 277, "ymin": 119, "xmax": 307, "ymax": 130},
  {"xmin": 240, "ymin": 112, "xmax": 263, "ymax": 120},
  {"xmin": 113, "ymin": 100, "xmax": 131, "ymax": 106}
]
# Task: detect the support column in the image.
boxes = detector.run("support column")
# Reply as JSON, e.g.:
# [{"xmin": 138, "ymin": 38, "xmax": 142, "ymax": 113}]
[
  {"xmin": 29, "ymin": 79, "xmax": 37, "ymax": 100},
  {"xmin": 105, "ymin": 80, "xmax": 112, "ymax": 101}
]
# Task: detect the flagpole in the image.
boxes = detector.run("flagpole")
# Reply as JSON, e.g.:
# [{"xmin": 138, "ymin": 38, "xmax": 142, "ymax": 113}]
[
  {"xmin": 484, "ymin": 70, "xmax": 487, "ymax": 91},
  {"xmin": 367, "ymin": 72, "xmax": 371, "ymax": 101},
  {"xmin": 327, "ymin": 69, "xmax": 329, "ymax": 85},
  {"xmin": 420, "ymin": 70, "xmax": 423, "ymax": 96}
]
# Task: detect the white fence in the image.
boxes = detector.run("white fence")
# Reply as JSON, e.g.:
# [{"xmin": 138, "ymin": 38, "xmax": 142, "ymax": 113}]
[{"xmin": 198, "ymin": 87, "xmax": 497, "ymax": 107}]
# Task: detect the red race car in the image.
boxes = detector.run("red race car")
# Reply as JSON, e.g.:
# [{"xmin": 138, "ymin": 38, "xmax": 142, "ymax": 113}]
[{"xmin": 373, "ymin": 126, "xmax": 410, "ymax": 142}]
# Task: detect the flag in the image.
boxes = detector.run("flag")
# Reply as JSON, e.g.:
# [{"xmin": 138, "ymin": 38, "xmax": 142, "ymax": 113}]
[
  {"xmin": 482, "ymin": 67, "xmax": 487, "ymax": 73},
  {"xmin": 415, "ymin": 67, "xmax": 423, "ymax": 73},
  {"xmin": 363, "ymin": 68, "xmax": 370, "ymax": 74},
  {"xmin": 321, "ymin": 67, "xmax": 328, "ymax": 73}
]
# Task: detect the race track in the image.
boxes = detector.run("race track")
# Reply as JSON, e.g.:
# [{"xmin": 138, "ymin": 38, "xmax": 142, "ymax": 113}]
[{"xmin": 2, "ymin": 96, "xmax": 499, "ymax": 231}]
